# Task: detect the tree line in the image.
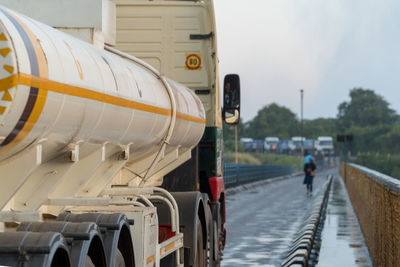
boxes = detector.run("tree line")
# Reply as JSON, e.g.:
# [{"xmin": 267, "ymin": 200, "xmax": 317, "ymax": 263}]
[{"xmin": 224, "ymin": 88, "xmax": 400, "ymax": 178}]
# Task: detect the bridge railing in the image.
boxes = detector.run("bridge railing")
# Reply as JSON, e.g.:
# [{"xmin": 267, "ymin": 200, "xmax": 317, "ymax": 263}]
[
  {"xmin": 224, "ymin": 164, "xmax": 292, "ymax": 188},
  {"xmin": 341, "ymin": 163, "xmax": 400, "ymax": 267}
]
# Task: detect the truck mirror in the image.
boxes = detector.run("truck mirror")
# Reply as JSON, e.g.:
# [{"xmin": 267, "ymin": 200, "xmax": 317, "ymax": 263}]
[
  {"xmin": 223, "ymin": 74, "xmax": 240, "ymax": 124},
  {"xmin": 223, "ymin": 109, "xmax": 240, "ymax": 124}
]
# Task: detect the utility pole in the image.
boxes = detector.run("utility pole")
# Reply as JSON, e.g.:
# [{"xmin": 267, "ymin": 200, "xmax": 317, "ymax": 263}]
[
  {"xmin": 300, "ymin": 89, "xmax": 304, "ymax": 157},
  {"xmin": 235, "ymin": 125, "xmax": 238, "ymax": 164}
]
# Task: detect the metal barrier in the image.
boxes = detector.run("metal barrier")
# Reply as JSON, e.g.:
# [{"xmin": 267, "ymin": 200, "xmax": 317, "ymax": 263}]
[
  {"xmin": 223, "ymin": 164, "xmax": 292, "ymax": 188},
  {"xmin": 341, "ymin": 163, "xmax": 400, "ymax": 267}
]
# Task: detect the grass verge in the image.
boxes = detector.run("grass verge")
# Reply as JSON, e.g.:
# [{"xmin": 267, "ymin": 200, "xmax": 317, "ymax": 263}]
[{"xmin": 225, "ymin": 152, "xmax": 302, "ymax": 170}]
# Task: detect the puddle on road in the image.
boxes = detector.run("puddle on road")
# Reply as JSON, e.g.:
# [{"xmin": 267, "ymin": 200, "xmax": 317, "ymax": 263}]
[
  {"xmin": 223, "ymin": 257, "xmax": 275, "ymax": 267},
  {"xmin": 243, "ymin": 236, "xmax": 292, "ymax": 244},
  {"xmin": 246, "ymin": 253, "xmax": 270, "ymax": 260},
  {"xmin": 317, "ymin": 176, "xmax": 372, "ymax": 267}
]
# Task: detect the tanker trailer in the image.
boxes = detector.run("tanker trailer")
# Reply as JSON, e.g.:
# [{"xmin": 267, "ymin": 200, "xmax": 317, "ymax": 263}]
[{"xmin": 0, "ymin": 0, "xmax": 241, "ymax": 266}]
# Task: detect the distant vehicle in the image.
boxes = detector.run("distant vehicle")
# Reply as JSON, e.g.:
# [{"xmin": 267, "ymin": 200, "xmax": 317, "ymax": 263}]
[
  {"xmin": 251, "ymin": 140, "xmax": 265, "ymax": 153},
  {"xmin": 316, "ymin": 136, "xmax": 334, "ymax": 155},
  {"xmin": 240, "ymin": 139, "xmax": 264, "ymax": 153},
  {"xmin": 278, "ymin": 140, "xmax": 290, "ymax": 154},
  {"xmin": 289, "ymin": 136, "xmax": 305, "ymax": 154},
  {"xmin": 240, "ymin": 138, "xmax": 254, "ymax": 143},
  {"xmin": 264, "ymin": 137, "xmax": 280, "ymax": 152},
  {"xmin": 304, "ymin": 139, "xmax": 316, "ymax": 155},
  {"xmin": 240, "ymin": 138, "xmax": 254, "ymax": 152}
]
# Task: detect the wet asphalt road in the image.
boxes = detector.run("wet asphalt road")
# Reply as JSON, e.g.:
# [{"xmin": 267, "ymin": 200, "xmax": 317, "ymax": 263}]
[{"xmin": 222, "ymin": 168, "xmax": 337, "ymax": 267}]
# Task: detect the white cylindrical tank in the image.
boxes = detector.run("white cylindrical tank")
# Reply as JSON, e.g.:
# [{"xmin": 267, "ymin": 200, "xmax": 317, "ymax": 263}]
[{"xmin": 0, "ymin": 6, "xmax": 205, "ymax": 163}]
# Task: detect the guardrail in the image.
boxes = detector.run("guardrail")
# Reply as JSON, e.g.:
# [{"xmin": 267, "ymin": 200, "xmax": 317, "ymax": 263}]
[
  {"xmin": 341, "ymin": 162, "xmax": 400, "ymax": 267},
  {"xmin": 223, "ymin": 164, "xmax": 292, "ymax": 188},
  {"xmin": 282, "ymin": 175, "xmax": 333, "ymax": 266}
]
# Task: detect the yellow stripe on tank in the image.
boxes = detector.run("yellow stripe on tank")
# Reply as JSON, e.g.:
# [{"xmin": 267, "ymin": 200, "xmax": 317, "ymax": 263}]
[{"xmin": 0, "ymin": 73, "xmax": 206, "ymax": 125}]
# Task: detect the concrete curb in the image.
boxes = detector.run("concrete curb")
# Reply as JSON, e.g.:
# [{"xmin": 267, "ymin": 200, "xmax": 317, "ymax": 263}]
[{"xmin": 281, "ymin": 175, "xmax": 333, "ymax": 267}]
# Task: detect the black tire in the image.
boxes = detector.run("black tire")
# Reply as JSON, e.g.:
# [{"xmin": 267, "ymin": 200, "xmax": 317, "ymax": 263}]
[
  {"xmin": 207, "ymin": 205, "xmax": 219, "ymax": 267},
  {"xmin": 212, "ymin": 211, "xmax": 223, "ymax": 267},
  {"xmin": 195, "ymin": 218, "xmax": 206, "ymax": 267},
  {"xmin": 208, "ymin": 204, "xmax": 223, "ymax": 267},
  {"xmin": 207, "ymin": 207, "xmax": 212, "ymax": 266}
]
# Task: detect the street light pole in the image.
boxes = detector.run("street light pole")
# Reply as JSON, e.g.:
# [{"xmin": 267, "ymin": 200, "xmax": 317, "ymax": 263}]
[
  {"xmin": 235, "ymin": 125, "xmax": 238, "ymax": 164},
  {"xmin": 300, "ymin": 89, "xmax": 304, "ymax": 157}
]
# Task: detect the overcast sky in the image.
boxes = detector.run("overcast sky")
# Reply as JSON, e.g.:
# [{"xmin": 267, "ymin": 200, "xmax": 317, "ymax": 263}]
[{"xmin": 214, "ymin": 0, "xmax": 400, "ymax": 122}]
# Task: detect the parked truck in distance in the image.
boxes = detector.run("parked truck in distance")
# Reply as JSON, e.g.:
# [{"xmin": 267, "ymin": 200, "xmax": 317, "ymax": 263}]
[
  {"xmin": 289, "ymin": 136, "xmax": 305, "ymax": 155},
  {"xmin": 264, "ymin": 137, "xmax": 280, "ymax": 153},
  {"xmin": 303, "ymin": 139, "xmax": 316, "ymax": 155},
  {"xmin": 278, "ymin": 140, "xmax": 290, "ymax": 154},
  {"xmin": 240, "ymin": 138, "xmax": 254, "ymax": 152},
  {"xmin": 316, "ymin": 136, "xmax": 334, "ymax": 156}
]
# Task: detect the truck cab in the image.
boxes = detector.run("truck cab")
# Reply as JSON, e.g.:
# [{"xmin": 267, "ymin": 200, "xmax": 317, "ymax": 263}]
[
  {"xmin": 289, "ymin": 136, "xmax": 305, "ymax": 155},
  {"xmin": 264, "ymin": 137, "xmax": 280, "ymax": 153},
  {"xmin": 113, "ymin": 1, "xmax": 241, "ymax": 266},
  {"xmin": 303, "ymin": 139, "xmax": 316, "ymax": 155},
  {"xmin": 316, "ymin": 136, "xmax": 334, "ymax": 156}
]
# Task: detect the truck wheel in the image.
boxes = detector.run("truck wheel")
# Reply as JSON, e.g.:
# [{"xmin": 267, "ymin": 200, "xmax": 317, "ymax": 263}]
[{"xmin": 196, "ymin": 218, "xmax": 206, "ymax": 267}]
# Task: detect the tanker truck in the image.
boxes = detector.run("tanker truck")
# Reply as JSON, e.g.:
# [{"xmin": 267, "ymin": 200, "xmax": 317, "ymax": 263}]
[{"xmin": 0, "ymin": 0, "xmax": 241, "ymax": 266}]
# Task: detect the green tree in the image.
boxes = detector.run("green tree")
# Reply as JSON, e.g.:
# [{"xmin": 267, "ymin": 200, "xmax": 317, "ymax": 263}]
[
  {"xmin": 375, "ymin": 124, "xmax": 400, "ymax": 153},
  {"xmin": 344, "ymin": 124, "xmax": 393, "ymax": 154},
  {"xmin": 337, "ymin": 88, "xmax": 396, "ymax": 130},
  {"xmin": 303, "ymin": 118, "xmax": 337, "ymax": 139},
  {"xmin": 245, "ymin": 103, "xmax": 299, "ymax": 139}
]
